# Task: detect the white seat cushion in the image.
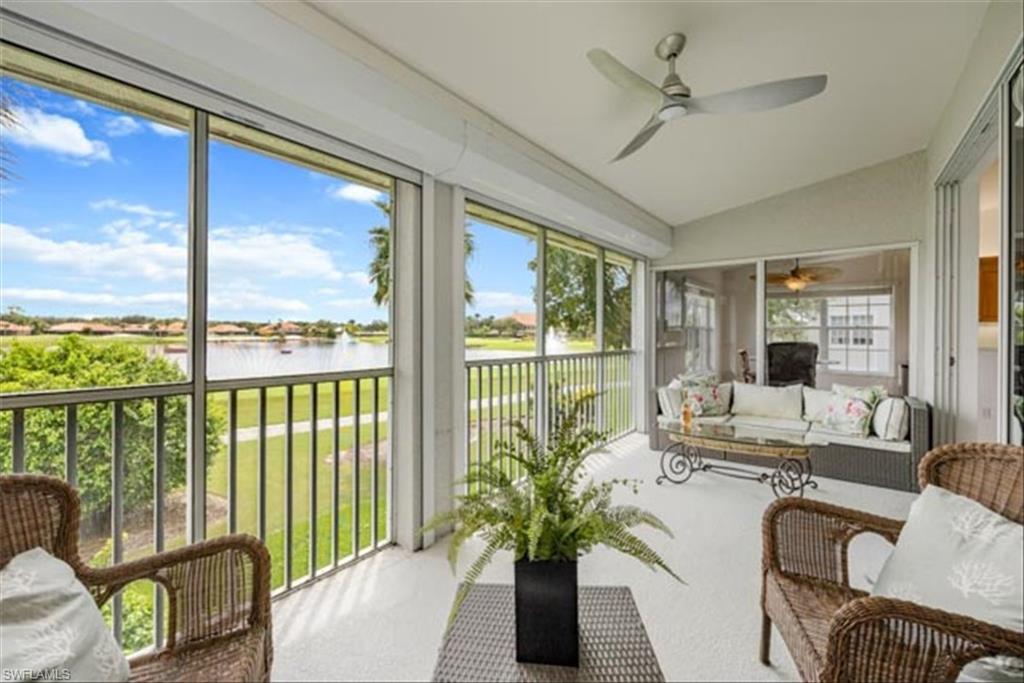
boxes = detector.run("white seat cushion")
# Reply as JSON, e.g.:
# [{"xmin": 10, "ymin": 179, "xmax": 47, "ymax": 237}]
[
  {"xmin": 728, "ymin": 414, "xmax": 810, "ymax": 435},
  {"xmin": 0, "ymin": 548, "xmax": 129, "ymax": 682},
  {"xmin": 808, "ymin": 424, "xmax": 911, "ymax": 453},
  {"xmin": 731, "ymin": 382, "xmax": 803, "ymax": 420},
  {"xmin": 872, "ymin": 486, "xmax": 1024, "ymax": 682}
]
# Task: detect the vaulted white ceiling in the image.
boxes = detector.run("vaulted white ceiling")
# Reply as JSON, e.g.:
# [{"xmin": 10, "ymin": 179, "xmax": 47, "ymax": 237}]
[{"xmin": 316, "ymin": 1, "xmax": 987, "ymax": 226}]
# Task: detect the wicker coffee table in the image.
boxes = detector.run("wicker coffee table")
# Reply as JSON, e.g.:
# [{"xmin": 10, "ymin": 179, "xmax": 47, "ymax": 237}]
[
  {"xmin": 432, "ymin": 584, "xmax": 664, "ymax": 682},
  {"xmin": 660, "ymin": 422, "xmax": 825, "ymax": 497}
]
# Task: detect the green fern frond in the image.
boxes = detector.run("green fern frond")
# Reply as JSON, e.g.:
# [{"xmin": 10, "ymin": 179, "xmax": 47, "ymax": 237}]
[
  {"xmin": 603, "ymin": 525, "xmax": 685, "ymax": 585},
  {"xmin": 447, "ymin": 531, "xmax": 508, "ymax": 628},
  {"xmin": 604, "ymin": 505, "xmax": 675, "ymax": 538}
]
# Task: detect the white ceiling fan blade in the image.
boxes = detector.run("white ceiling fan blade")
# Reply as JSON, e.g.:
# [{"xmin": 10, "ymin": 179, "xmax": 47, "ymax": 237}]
[
  {"xmin": 686, "ymin": 75, "xmax": 827, "ymax": 115},
  {"xmin": 612, "ymin": 114, "xmax": 664, "ymax": 162},
  {"xmin": 587, "ymin": 48, "xmax": 664, "ymax": 109}
]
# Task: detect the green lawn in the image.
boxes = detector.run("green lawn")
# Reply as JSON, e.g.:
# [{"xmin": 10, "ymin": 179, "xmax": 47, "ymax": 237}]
[
  {"xmin": 210, "ymin": 380, "xmax": 389, "ymax": 430},
  {"xmin": 1, "ymin": 334, "xmax": 188, "ymax": 351}
]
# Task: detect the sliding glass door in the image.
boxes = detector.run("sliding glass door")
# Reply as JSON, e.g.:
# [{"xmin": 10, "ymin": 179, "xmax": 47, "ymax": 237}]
[{"xmin": 1008, "ymin": 65, "xmax": 1023, "ymax": 444}]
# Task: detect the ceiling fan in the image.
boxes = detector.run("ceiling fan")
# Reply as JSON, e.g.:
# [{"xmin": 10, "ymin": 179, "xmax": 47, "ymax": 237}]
[
  {"xmin": 753, "ymin": 259, "xmax": 842, "ymax": 292},
  {"xmin": 588, "ymin": 33, "xmax": 828, "ymax": 161}
]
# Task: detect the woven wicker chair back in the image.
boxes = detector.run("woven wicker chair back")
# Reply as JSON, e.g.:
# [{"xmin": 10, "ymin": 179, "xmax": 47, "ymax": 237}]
[
  {"xmin": 919, "ymin": 443, "xmax": 1024, "ymax": 524},
  {"xmin": 0, "ymin": 475, "xmax": 81, "ymax": 570}
]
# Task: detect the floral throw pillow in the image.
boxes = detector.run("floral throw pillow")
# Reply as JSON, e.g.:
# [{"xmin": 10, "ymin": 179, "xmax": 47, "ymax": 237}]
[
  {"xmin": 821, "ymin": 392, "xmax": 875, "ymax": 436},
  {"xmin": 832, "ymin": 383, "xmax": 888, "ymax": 407},
  {"xmin": 683, "ymin": 381, "xmax": 731, "ymax": 417}
]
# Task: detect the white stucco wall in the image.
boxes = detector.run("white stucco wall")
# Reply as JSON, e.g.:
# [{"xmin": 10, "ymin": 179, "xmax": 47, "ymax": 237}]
[{"xmin": 655, "ymin": 151, "xmax": 928, "ymax": 268}]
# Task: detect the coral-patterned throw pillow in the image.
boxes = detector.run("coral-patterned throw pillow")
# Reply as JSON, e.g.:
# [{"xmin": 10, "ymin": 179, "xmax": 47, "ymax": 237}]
[{"xmin": 682, "ymin": 381, "xmax": 731, "ymax": 417}]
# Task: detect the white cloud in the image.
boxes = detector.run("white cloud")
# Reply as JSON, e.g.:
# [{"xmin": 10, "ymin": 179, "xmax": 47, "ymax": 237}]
[
  {"xmin": 2, "ymin": 222, "xmax": 185, "ymax": 282},
  {"xmin": 343, "ymin": 271, "xmax": 371, "ymax": 288},
  {"xmin": 6, "ymin": 107, "xmax": 111, "ymax": 162},
  {"xmin": 326, "ymin": 297, "xmax": 380, "ymax": 310},
  {"xmin": 209, "ymin": 290, "xmax": 309, "ymax": 314},
  {"xmin": 316, "ymin": 287, "xmax": 342, "ymax": 296},
  {"xmin": 209, "ymin": 226, "xmax": 342, "ymax": 281},
  {"xmin": 329, "ymin": 183, "xmax": 383, "ymax": 204},
  {"xmin": 90, "ymin": 198, "xmax": 175, "ymax": 218},
  {"xmin": 149, "ymin": 122, "xmax": 186, "ymax": 137},
  {"xmin": 105, "ymin": 115, "xmax": 142, "ymax": 137},
  {"xmin": 473, "ymin": 291, "xmax": 534, "ymax": 309},
  {"xmin": 2, "ymin": 287, "xmax": 185, "ymax": 307}
]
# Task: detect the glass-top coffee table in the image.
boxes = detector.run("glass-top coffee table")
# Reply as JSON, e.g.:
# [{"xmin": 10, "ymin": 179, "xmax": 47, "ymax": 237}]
[{"xmin": 659, "ymin": 422, "xmax": 828, "ymax": 497}]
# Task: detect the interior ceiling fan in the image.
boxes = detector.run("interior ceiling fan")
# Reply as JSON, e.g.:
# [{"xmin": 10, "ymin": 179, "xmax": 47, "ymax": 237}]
[
  {"xmin": 588, "ymin": 33, "xmax": 828, "ymax": 161},
  {"xmin": 753, "ymin": 259, "xmax": 842, "ymax": 292}
]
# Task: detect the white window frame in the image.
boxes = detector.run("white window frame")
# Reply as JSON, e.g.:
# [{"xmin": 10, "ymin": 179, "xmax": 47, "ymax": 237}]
[
  {"xmin": 767, "ymin": 288, "xmax": 895, "ymax": 377},
  {"xmin": 682, "ymin": 283, "xmax": 717, "ymax": 375}
]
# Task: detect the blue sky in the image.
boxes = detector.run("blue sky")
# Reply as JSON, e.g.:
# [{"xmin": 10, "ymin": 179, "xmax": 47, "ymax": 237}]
[{"xmin": 1, "ymin": 76, "xmax": 536, "ymax": 324}]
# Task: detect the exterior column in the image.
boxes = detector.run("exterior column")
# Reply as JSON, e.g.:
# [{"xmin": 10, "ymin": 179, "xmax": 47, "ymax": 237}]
[
  {"xmin": 392, "ymin": 179, "xmax": 423, "ymax": 550},
  {"xmin": 421, "ymin": 179, "xmax": 465, "ymax": 546}
]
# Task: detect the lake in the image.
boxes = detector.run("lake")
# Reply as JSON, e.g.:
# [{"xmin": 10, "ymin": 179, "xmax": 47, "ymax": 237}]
[{"xmin": 152, "ymin": 335, "xmax": 535, "ymax": 379}]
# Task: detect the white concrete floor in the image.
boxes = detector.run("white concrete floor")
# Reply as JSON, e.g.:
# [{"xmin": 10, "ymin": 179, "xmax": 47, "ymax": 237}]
[{"xmin": 272, "ymin": 433, "xmax": 916, "ymax": 681}]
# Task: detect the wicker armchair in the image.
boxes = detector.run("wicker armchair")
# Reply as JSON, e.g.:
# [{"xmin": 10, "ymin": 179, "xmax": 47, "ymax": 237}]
[
  {"xmin": 760, "ymin": 442, "xmax": 1024, "ymax": 682},
  {"xmin": 0, "ymin": 474, "xmax": 272, "ymax": 682}
]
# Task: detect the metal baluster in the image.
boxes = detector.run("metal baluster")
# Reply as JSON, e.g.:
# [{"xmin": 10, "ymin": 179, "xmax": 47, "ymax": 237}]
[
  {"xmin": 65, "ymin": 405, "xmax": 77, "ymax": 486},
  {"xmin": 515, "ymin": 363, "xmax": 522, "ymax": 480},
  {"xmin": 309, "ymin": 382, "xmax": 318, "ymax": 578},
  {"xmin": 491, "ymin": 366, "xmax": 499, "ymax": 483},
  {"xmin": 153, "ymin": 397, "xmax": 166, "ymax": 648},
  {"xmin": 384, "ymin": 376, "xmax": 393, "ymax": 543},
  {"xmin": 476, "ymin": 366, "xmax": 483, "ymax": 495},
  {"xmin": 11, "ymin": 408, "xmax": 25, "ymax": 473},
  {"xmin": 353, "ymin": 379, "xmax": 361, "ymax": 556},
  {"xmin": 284, "ymin": 385, "xmax": 293, "ymax": 589},
  {"xmin": 466, "ymin": 368, "xmax": 472, "ymax": 492},
  {"xmin": 498, "ymin": 363, "xmax": 504, "ymax": 476},
  {"xmin": 111, "ymin": 401, "xmax": 125, "ymax": 644},
  {"xmin": 332, "ymin": 381, "xmax": 340, "ymax": 566},
  {"xmin": 228, "ymin": 391, "xmax": 238, "ymax": 534},
  {"xmin": 257, "ymin": 387, "xmax": 267, "ymax": 542},
  {"xmin": 372, "ymin": 376, "xmax": 380, "ymax": 548}
]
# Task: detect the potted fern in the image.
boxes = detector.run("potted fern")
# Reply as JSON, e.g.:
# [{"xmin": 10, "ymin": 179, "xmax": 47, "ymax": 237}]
[{"xmin": 424, "ymin": 392, "xmax": 681, "ymax": 668}]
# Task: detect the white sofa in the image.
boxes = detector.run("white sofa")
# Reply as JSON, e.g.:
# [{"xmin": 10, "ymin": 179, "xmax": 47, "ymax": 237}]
[{"xmin": 650, "ymin": 381, "xmax": 932, "ymax": 491}]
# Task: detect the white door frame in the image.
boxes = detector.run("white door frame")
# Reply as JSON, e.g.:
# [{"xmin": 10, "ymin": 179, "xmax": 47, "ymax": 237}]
[{"xmin": 933, "ymin": 41, "xmax": 1023, "ymax": 445}]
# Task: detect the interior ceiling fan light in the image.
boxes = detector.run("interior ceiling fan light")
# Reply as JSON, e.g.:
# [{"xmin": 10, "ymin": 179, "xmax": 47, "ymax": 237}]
[
  {"xmin": 784, "ymin": 277, "xmax": 809, "ymax": 292},
  {"xmin": 658, "ymin": 104, "xmax": 687, "ymax": 121}
]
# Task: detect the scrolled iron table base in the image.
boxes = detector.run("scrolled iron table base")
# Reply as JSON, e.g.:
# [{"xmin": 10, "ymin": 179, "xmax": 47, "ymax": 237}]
[{"xmin": 656, "ymin": 442, "xmax": 817, "ymax": 498}]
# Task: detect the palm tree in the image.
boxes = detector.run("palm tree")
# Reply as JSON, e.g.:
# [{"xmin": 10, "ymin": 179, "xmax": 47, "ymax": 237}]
[
  {"xmin": 1, "ymin": 92, "xmax": 20, "ymax": 181},
  {"xmin": 367, "ymin": 200, "xmax": 476, "ymax": 306}
]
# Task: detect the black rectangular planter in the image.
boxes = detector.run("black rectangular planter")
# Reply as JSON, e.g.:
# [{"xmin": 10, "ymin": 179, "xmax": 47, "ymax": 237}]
[{"xmin": 514, "ymin": 559, "xmax": 579, "ymax": 667}]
